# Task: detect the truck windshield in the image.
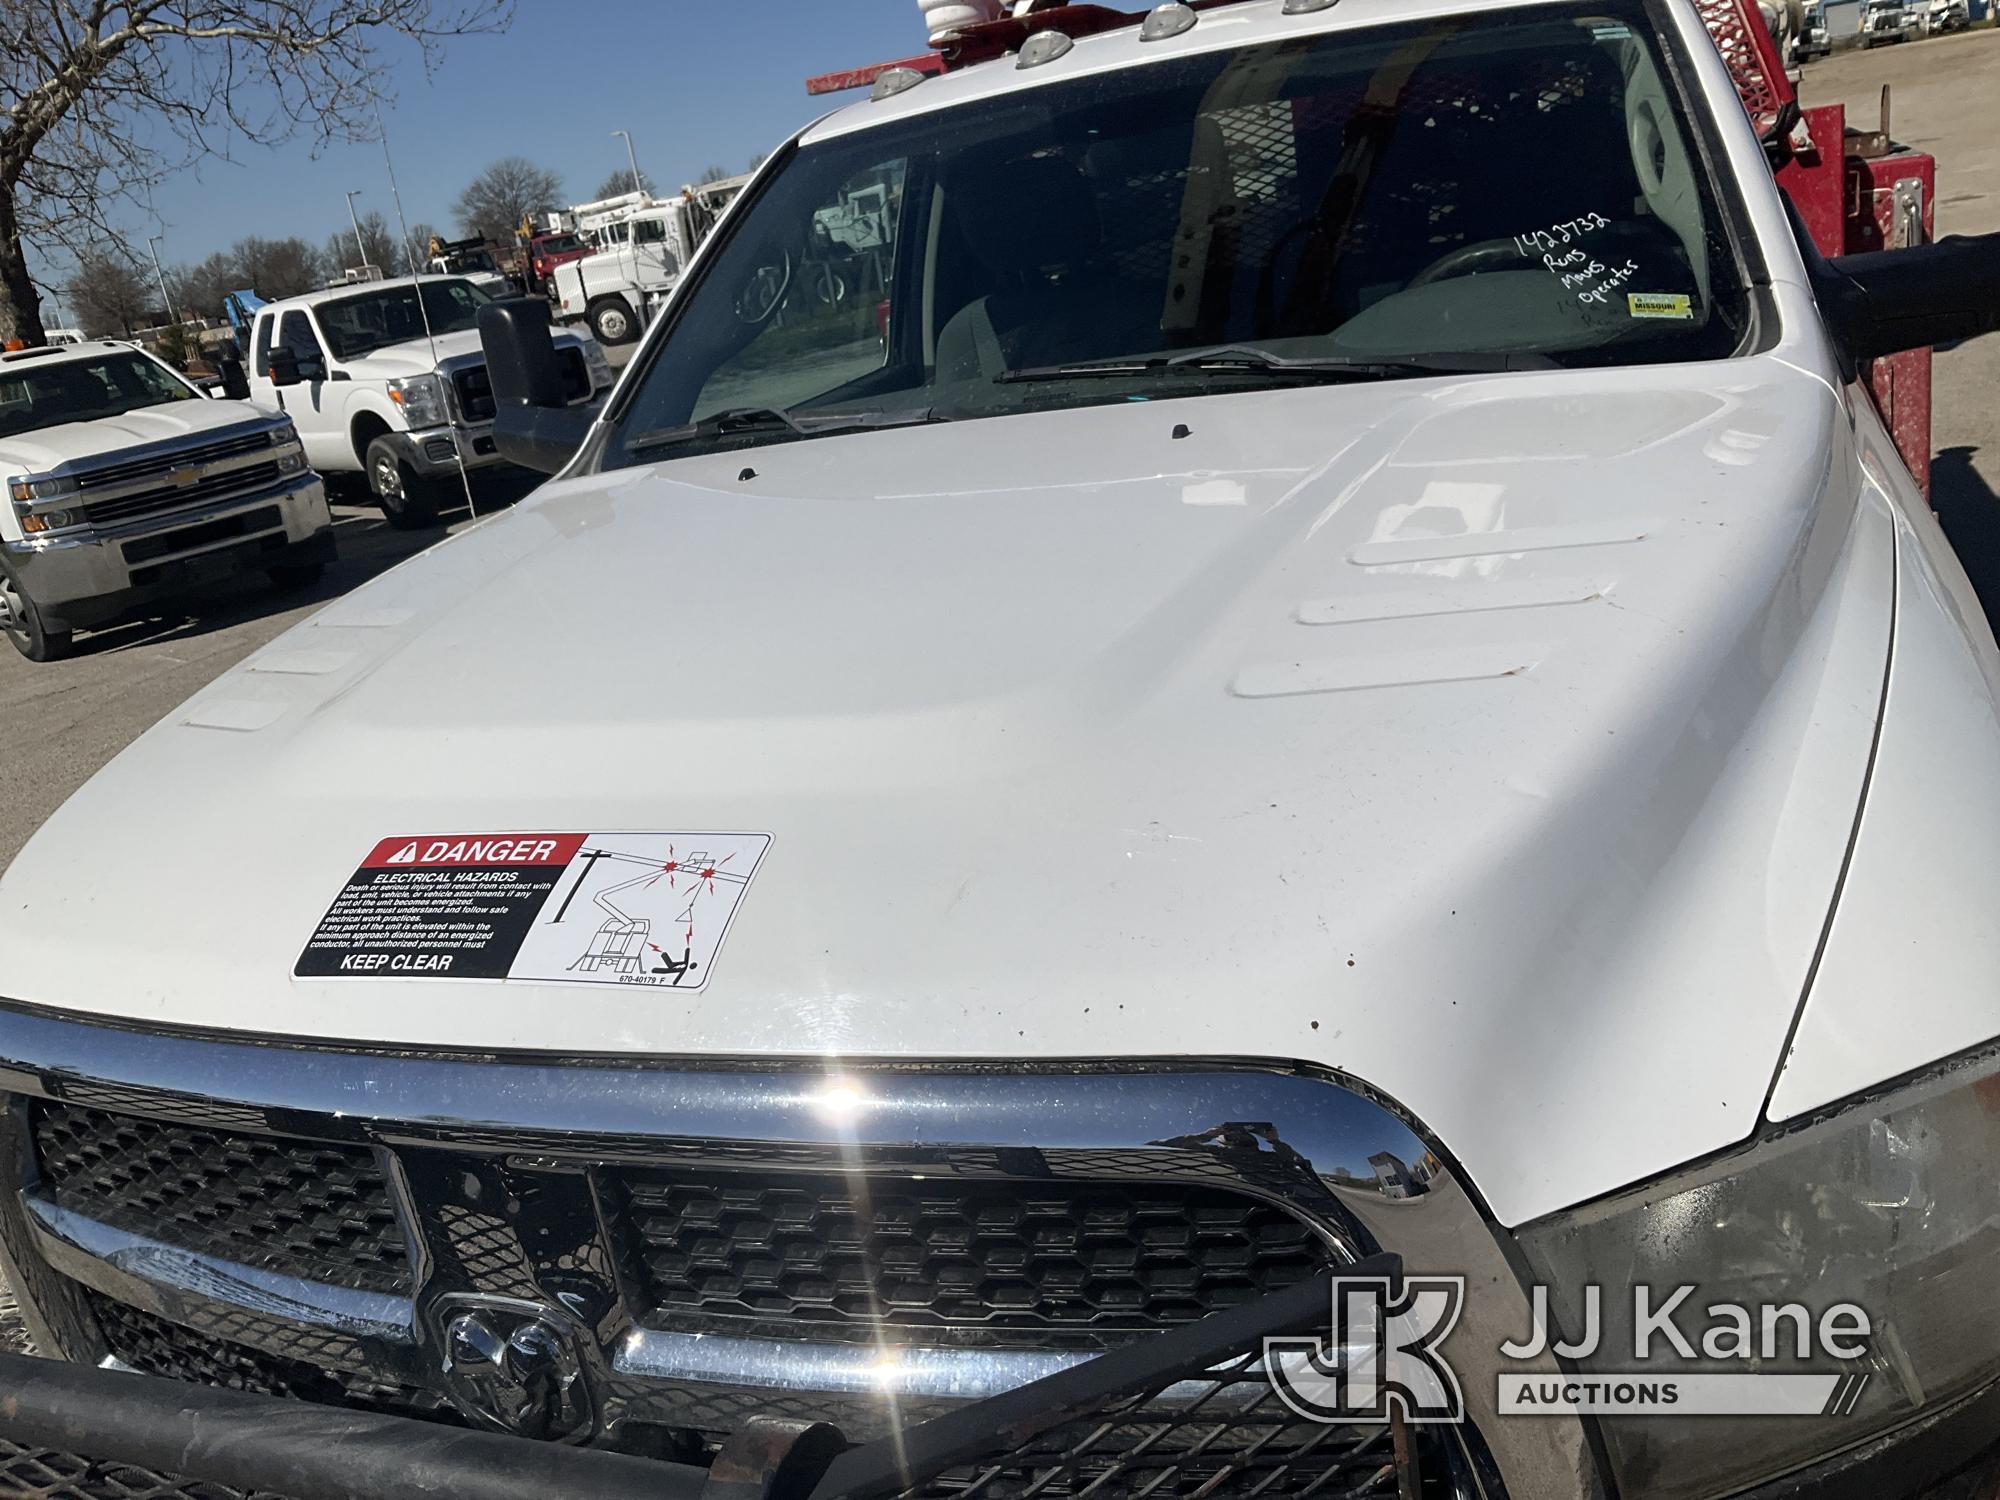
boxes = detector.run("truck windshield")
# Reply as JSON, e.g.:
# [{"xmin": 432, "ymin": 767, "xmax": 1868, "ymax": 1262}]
[
  {"xmin": 314, "ymin": 280, "xmax": 491, "ymax": 360},
  {"xmin": 608, "ymin": 0, "xmax": 1748, "ymax": 464},
  {"xmin": 0, "ymin": 351, "xmax": 196, "ymax": 439}
]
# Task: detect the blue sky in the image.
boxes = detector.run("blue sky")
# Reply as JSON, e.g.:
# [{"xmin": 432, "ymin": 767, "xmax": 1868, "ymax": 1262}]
[{"xmin": 40, "ymin": 2, "xmax": 925, "ymax": 299}]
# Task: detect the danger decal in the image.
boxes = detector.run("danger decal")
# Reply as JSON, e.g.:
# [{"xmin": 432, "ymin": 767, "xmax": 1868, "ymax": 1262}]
[{"xmin": 297, "ymin": 831, "xmax": 771, "ymax": 990}]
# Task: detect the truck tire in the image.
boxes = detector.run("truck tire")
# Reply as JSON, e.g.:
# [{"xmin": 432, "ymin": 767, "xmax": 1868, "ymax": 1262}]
[
  {"xmin": 0, "ymin": 563, "xmax": 73, "ymax": 663},
  {"xmin": 366, "ymin": 434, "xmax": 445, "ymax": 531},
  {"xmin": 589, "ymin": 296, "xmax": 640, "ymax": 346}
]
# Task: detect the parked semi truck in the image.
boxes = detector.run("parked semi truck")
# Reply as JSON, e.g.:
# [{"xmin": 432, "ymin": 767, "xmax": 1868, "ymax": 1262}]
[
  {"xmin": 552, "ymin": 180, "xmax": 749, "ymax": 345},
  {"xmin": 4, "ymin": 1, "xmax": 2000, "ymax": 1498}
]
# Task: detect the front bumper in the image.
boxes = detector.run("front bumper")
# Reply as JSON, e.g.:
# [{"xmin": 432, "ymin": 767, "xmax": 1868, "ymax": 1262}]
[
  {"xmin": 385, "ymin": 424, "xmax": 506, "ymax": 479},
  {"xmin": 0, "ymin": 1256, "xmax": 1413, "ymax": 1500},
  {"xmin": 0, "ymin": 1001, "xmax": 1576, "ymax": 1499},
  {"xmin": 6, "ymin": 1005, "xmax": 1996, "ymax": 1498},
  {"xmin": 3, "ymin": 475, "xmax": 332, "ymax": 630}
]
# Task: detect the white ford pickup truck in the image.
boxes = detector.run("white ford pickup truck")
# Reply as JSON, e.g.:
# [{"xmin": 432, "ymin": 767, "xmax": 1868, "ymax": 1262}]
[
  {"xmin": 0, "ymin": 339, "xmax": 329, "ymax": 662},
  {"xmin": 3, "ymin": 0, "xmax": 2000, "ymax": 1497},
  {"xmin": 245, "ymin": 275, "xmax": 610, "ymax": 527}
]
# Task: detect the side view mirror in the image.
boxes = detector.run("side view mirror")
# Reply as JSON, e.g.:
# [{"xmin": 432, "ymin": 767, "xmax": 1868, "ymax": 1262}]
[
  {"xmin": 1819, "ymin": 231, "xmax": 2000, "ymax": 360},
  {"xmin": 265, "ymin": 348, "xmax": 302, "ymax": 388},
  {"xmin": 217, "ymin": 357, "xmax": 251, "ymax": 401},
  {"xmin": 478, "ymin": 298, "xmax": 593, "ymax": 475}
]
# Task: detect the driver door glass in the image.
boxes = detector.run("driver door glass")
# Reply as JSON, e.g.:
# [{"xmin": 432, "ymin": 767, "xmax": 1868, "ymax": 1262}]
[
  {"xmin": 687, "ymin": 159, "xmax": 907, "ymax": 422},
  {"xmin": 276, "ymin": 311, "xmax": 327, "ymax": 378}
]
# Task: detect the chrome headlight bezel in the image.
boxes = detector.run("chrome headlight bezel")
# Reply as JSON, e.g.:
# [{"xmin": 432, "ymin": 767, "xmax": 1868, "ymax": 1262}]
[
  {"xmin": 1516, "ymin": 1041, "xmax": 2000, "ymax": 1500},
  {"xmin": 387, "ymin": 374, "xmax": 446, "ymax": 429}
]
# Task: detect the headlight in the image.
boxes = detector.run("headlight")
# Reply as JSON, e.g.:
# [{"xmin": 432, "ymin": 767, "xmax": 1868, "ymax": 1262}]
[
  {"xmin": 9, "ymin": 474, "xmax": 78, "ymax": 506},
  {"xmin": 387, "ymin": 374, "xmax": 446, "ymax": 428},
  {"xmin": 269, "ymin": 424, "xmax": 307, "ymax": 473},
  {"xmin": 1518, "ymin": 1044, "xmax": 2000, "ymax": 1499}
]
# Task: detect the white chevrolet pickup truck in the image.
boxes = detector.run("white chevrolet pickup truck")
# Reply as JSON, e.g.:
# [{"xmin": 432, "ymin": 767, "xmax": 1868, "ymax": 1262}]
[
  {"xmin": 0, "ymin": 340, "xmax": 328, "ymax": 662},
  {"xmin": 3, "ymin": 0, "xmax": 2000, "ymax": 1497},
  {"xmin": 245, "ymin": 276, "xmax": 610, "ymax": 527}
]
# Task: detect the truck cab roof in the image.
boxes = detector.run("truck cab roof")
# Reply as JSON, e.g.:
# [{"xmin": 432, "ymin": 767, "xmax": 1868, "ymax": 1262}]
[
  {"xmin": 0, "ymin": 339, "xmax": 144, "ymax": 367},
  {"xmin": 252, "ymin": 274, "xmax": 481, "ymax": 317}
]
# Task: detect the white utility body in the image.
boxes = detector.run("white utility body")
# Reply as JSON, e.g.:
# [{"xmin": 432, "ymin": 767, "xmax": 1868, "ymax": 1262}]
[{"xmin": 4, "ymin": 1, "xmax": 2000, "ymax": 1497}]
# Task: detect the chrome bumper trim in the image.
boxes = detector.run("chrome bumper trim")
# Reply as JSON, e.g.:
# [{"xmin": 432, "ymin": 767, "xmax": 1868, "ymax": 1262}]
[
  {"xmin": 24, "ymin": 1190, "xmax": 414, "ymax": 1344},
  {"xmin": 614, "ymin": 1326, "xmax": 1090, "ymax": 1399}
]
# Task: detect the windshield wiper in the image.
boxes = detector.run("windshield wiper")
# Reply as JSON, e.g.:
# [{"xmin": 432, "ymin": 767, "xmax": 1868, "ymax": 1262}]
[
  {"xmin": 628, "ymin": 406, "xmax": 945, "ymax": 455},
  {"xmin": 998, "ymin": 345, "xmax": 1547, "ymax": 384}
]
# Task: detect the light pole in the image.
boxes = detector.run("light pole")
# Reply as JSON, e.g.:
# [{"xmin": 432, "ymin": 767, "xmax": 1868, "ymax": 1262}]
[
  {"xmin": 143, "ymin": 235, "xmax": 176, "ymax": 325},
  {"xmin": 344, "ymin": 189, "xmax": 368, "ymax": 269},
  {"xmin": 612, "ymin": 130, "xmax": 644, "ymax": 198}
]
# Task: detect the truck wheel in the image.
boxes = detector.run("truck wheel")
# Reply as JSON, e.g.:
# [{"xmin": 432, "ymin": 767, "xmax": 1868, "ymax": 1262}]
[
  {"xmin": 589, "ymin": 297, "xmax": 639, "ymax": 346},
  {"xmin": 366, "ymin": 435, "xmax": 445, "ymax": 531},
  {"xmin": 0, "ymin": 564, "xmax": 73, "ymax": 663}
]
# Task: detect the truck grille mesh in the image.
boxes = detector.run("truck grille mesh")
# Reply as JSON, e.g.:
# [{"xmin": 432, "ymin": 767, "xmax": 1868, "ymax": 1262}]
[
  {"xmin": 893, "ymin": 1346, "xmax": 1414, "ymax": 1498},
  {"xmin": 69, "ymin": 429, "xmax": 283, "ymax": 527},
  {"xmin": 30, "ymin": 1103, "xmax": 410, "ymax": 1294},
  {"xmin": 0, "ymin": 1440, "xmax": 291, "ymax": 1500},
  {"xmin": 87, "ymin": 1295, "xmax": 448, "ymax": 1425},
  {"xmin": 611, "ymin": 1168, "xmax": 1335, "ymax": 1348}
]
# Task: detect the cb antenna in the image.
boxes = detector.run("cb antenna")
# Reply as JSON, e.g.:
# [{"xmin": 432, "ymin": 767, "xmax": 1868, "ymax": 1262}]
[{"xmin": 375, "ymin": 103, "xmax": 479, "ymax": 520}]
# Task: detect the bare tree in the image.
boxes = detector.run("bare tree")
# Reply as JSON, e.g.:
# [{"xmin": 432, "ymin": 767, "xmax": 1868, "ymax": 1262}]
[
  {"xmin": 0, "ymin": 0, "xmax": 511, "ymax": 345},
  {"xmin": 66, "ymin": 253, "xmax": 153, "ymax": 337},
  {"xmin": 452, "ymin": 157, "xmax": 561, "ymax": 244},
  {"xmin": 324, "ymin": 209, "xmax": 405, "ymax": 277},
  {"xmin": 173, "ymin": 250, "xmax": 243, "ymax": 323},
  {"xmin": 592, "ymin": 167, "xmax": 653, "ymax": 200},
  {"xmin": 403, "ymin": 220, "xmax": 441, "ymax": 268},
  {"xmin": 233, "ymin": 235, "xmax": 324, "ymax": 298},
  {"xmin": 696, "ymin": 164, "xmax": 731, "ymax": 186}
]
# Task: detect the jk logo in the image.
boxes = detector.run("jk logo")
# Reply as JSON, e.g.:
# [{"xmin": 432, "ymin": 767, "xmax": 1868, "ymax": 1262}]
[{"xmin": 1265, "ymin": 1276, "xmax": 1467, "ymax": 1424}]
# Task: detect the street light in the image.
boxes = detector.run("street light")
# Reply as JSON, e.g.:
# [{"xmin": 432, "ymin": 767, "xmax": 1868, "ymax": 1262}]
[
  {"xmin": 143, "ymin": 235, "xmax": 176, "ymax": 325},
  {"xmin": 344, "ymin": 190, "xmax": 368, "ymax": 269},
  {"xmin": 612, "ymin": 130, "xmax": 644, "ymax": 198}
]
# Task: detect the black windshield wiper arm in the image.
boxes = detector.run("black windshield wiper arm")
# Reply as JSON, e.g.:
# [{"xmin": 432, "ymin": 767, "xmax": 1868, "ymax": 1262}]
[
  {"xmin": 627, "ymin": 406, "xmax": 810, "ymax": 453},
  {"xmin": 627, "ymin": 406, "xmax": 946, "ymax": 456},
  {"xmin": 998, "ymin": 346, "xmax": 1546, "ymax": 384}
]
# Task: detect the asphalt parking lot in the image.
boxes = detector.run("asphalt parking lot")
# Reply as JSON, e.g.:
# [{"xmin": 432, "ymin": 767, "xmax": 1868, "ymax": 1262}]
[{"xmin": 4, "ymin": 38, "xmax": 2000, "ymax": 1490}]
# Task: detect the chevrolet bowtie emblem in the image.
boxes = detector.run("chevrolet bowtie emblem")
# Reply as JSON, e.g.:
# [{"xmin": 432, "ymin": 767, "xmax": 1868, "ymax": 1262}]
[{"xmin": 169, "ymin": 466, "xmax": 201, "ymax": 488}]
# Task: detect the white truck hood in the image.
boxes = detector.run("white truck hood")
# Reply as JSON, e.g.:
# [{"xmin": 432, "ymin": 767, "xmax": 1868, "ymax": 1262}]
[
  {"xmin": 339, "ymin": 328, "xmax": 486, "ymax": 381},
  {"xmin": 340, "ymin": 326, "xmax": 590, "ymax": 381},
  {"xmin": 0, "ymin": 356, "xmax": 1891, "ymax": 1226},
  {"xmin": 0, "ymin": 397, "xmax": 281, "ymax": 474}
]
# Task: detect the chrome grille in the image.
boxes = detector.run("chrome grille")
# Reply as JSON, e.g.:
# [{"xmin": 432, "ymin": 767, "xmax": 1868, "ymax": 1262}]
[{"xmin": 69, "ymin": 429, "xmax": 283, "ymax": 527}]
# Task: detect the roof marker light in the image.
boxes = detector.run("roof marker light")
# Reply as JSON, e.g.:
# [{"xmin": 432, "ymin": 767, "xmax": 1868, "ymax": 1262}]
[
  {"xmin": 870, "ymin": 66, "xmax": 926, "ymax": 101},
  {"xmin": 1283, "ymin": 0, "xmax": 1339, "ymax": 11},
  {"xmin": 1140, "ymin": 2, "xmax": 1198, "ymax": 40},
  {"xmin": 1016, "ymin": 30, "xmax": 1074, "ymax": 67}
]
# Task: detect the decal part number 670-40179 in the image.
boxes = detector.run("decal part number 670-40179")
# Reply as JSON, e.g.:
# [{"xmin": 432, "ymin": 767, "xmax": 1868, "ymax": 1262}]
[{"xmin": 295, "ymin": 831, "xmax": 772, "ymax": 990}]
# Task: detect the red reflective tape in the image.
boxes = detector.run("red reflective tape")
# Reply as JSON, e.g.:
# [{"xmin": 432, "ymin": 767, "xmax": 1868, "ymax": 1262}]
[{"xmin": 360, "ymin": 834, "xmax": 587, "ymax": 869}]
